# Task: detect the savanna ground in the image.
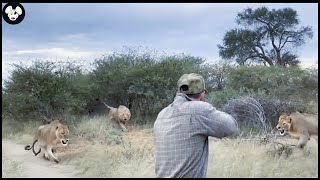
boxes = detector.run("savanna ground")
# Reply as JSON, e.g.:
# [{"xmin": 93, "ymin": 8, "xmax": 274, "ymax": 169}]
[
  {"xmin": 2, "ymin": 115, "xmax": 318, "ymax": 178},
  {"xmin": 2, "ymin": 49, "xmax": 318, "ymax": 178},
  {"xmin": 2, "ymin": 6, "xmax": 319, "ymax": 177}
]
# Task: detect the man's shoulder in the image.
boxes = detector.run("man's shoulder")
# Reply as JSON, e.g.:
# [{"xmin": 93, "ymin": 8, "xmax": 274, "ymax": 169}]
[
  {"xmin": 156, "ymin": 101, "xmax": 215, "ymax": 119},
  {"xmin": 184, "ymin": 101, "xmax": 216, "ymax": 114},
  {"xmin": 189, "ymin": 101, "xmax": 213, "ymax": 108}
]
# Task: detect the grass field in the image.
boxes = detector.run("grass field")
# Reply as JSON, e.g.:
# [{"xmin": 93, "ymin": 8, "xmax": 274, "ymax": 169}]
[{"xmin": 2, "ymin": 116, "xmax": 318, "ymax": 178}]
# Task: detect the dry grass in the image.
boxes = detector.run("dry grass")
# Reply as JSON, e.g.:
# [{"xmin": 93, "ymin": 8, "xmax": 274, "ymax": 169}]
[
  {"xmin": 2, "ymin": 118, "xmax": 41, "ymax": 144},
  {"xmin": 208, "ymin": 137, "xmax": 318, "ymax": 178},
  {"xmin": 60, "ymin": 135, "xmax": 318, "ymax": 178},
  {"xmin": 2, "ymin": 116, "xmax": 318, "ymax": 178},
  {"xmin": 2, "ymin": 158, "xmax": 24, "ymax": 178},
  {"xmin": 71, "ymin": 115, "xmax": 124, "ymax": 144},
  {"xmin": 60, "ymin": 127, "xmax": 155, "ymax": 178}
]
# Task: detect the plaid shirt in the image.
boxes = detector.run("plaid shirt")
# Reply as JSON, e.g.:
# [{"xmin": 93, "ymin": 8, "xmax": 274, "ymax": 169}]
[{"xmin": 153, "ymin": 93, "xmax": 240, "ymax": 178}]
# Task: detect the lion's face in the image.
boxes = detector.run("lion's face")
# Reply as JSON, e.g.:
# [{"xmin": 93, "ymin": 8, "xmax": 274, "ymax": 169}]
[
  {"xmin": 276, "ymin": 114, "xmax": 292, "ymax": 136},
  {"xmin": 117, "ymin": 106, "xmax": 131, "ymax": 123},
  {"xmin": 55, "ymin": 124, "xmax": 69, "ymax": 147},
  {"xmin": 118, "ymin": 111, "xmax": 131, "ymax": 123}
]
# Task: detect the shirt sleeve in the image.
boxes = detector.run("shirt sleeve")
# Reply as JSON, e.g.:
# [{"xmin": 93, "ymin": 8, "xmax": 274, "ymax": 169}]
[{"xmin": 195, "ymin": 105, "xmax": 240, "ymax": 138}]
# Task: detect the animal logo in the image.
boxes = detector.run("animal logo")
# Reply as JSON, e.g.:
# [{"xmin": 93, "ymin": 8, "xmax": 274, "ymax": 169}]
[
  {"xmin": 2, "ymin": 3, "xmax": 25, "ymax": 25},
  {"xmin": 5, "ymin": 6, "xmax": 22, "ymax": 21}
]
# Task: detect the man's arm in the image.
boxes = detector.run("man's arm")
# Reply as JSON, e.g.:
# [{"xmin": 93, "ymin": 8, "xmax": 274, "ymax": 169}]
[{"xmin": 196, "ymin": 106, "xmax": 240, "ymax": 138}]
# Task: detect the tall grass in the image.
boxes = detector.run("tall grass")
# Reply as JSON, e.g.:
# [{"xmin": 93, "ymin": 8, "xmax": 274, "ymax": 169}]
[
  {"xmin": 2, "ymin": 116, "xmax": 41, "ymax": 144},
  {"xmin": 61, "ymin": 117, "xmax": 155, "ymax": 177},
  {"xmin": 2, "ymin": 158, "xmax": 24, "ymax": 178},
  {"xmin": 71, "ymin": 115, "xmax": 124, "ymax": 145},
  {"xmin": 208, "ymin": 138, "xmax": 318, "ymax": 178},
  {"xmin": 65, "ymin": 116, "xmax": 318, "ymax": 178},
  {"xmin": 2, "ymin": 116, "xmax": 318, "ymax": 178}
]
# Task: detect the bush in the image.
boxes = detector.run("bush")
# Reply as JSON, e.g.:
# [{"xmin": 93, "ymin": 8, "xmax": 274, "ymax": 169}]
[
  {"xmin": 73, "ymin": 115, "xmax": 124, "ymax": 145},
  {"xmin": 90, "ymin": 48, "xmax": 207, "ymax": 122},
  {"xmin": 206, "ymin": 88, "xmax": 240, "ymax": 108},
  {"xmin": 2, "ymin": 60, "xmax": 93, "ymax": 122},
  {"xmin": 2, "ymin": 49, "xmax": 317, "ymax": 126},
  {"xmin": 224, "ymin": 65, "xmax": 318, "ymax": 103},
  {"xmin": 255, "ymin": 96, "xmax": 308, "ymax": 128},
  {"xmin": 222, "ymin": 96, "xmax": 272, "ymax": 135}
]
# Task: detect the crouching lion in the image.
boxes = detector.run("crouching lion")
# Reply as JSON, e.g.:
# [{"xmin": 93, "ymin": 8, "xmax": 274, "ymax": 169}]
[
  {"xmin": 276, "ymin": 112, "xmax": 318, "ymax": 148},
  {"xmin": 102, "ymin": 102, "xmax": 131, "ymax": 131},
  {"xmin": 24, "ymin": 118, "xmax": 69, "ymax": 163}
]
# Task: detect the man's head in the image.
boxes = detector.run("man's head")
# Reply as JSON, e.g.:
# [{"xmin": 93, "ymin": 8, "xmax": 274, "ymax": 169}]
[{"xmin": 177, "ymin": 73, "xmax": 207, "ymax": 101}]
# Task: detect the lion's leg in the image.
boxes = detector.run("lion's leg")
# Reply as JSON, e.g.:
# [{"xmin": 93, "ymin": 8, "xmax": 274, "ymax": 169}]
[
  {"xmin": 43, "ymin": 154, "xmax": 49, "ymax": 160},
  {"xmin": 107, "ymin": 112, "xmax": 113, "ymax": 120},
  {"xmin": 119, "ymin": 122, "xmax": 127, "ymax": 132},
  {"xmin": 107, "ymin": 112, "xmax": 117, "ymax": 127},
  {"xmin": 43, "ymin": 147, "xmax": 50, "ymax": 160},
  {"xmin": 110, "ymin": 118, "xmax": 118, "ymax": 128},
  {"xmin": 288, "ymin": 132, "xmax": 301, "ymax": 139},
  {"xmin": 297, "ymin": 135, "xmax": 309, "ymax": 149},
  {"xmin": 107, "ymin": 110, "xmax": 115, "ymax": 122},
  {"xmin": 47, "ymin": 146, "xmax": 59, "ymax": 163},
  {"xmin": 39, "ymin": 143, "xmax": 49, "ymax": 160}
]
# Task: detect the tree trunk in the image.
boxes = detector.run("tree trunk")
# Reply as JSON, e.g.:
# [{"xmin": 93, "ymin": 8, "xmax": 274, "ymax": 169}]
[
  {"xmin": 275, "ymin": 49, "xmax": 287, "ymax": 67},
  {"xmin": 263, "ymin": 57, "xmax": 274, "ymax": 66}
]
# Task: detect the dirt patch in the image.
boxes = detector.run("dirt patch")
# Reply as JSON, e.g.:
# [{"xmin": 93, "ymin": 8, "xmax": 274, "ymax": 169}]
[{"xmin": 2, "ymin": 140, "xmax": 86, "ymax": 178}]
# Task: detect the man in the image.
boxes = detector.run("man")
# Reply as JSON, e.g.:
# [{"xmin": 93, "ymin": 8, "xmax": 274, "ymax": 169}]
[{"xmin": 153, "ymin": 73, "xmax": 240, "ymax": 178}]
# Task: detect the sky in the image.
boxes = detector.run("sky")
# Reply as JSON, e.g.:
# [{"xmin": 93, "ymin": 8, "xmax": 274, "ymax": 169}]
[{"xmin": 2, "ymin": 3, "xmax": 318, "ymax": 83}]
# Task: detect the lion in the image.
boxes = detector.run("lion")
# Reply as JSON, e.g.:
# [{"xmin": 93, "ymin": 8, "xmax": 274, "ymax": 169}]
[
  {"xmin": 276, "ymin": 112, "xmax": 318, "ymax": 148},
  {"xmin": 102, "ymin": 102, "xmax": 131, "ymax": 131},
  {"xmin": 24, "ymin": 118, "xmax": 69, "ymax": 163}
]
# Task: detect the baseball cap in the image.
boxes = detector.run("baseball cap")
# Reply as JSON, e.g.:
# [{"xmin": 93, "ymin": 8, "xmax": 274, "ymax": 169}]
[{"xmin": 177, "ymin": 73, "xmax": 207, "ymax": 94}]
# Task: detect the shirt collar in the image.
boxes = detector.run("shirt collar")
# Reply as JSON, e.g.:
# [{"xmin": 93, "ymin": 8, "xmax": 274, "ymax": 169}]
[{"xmin": 173, "ymin": 92, "xmax": 193, "ymax": 104}]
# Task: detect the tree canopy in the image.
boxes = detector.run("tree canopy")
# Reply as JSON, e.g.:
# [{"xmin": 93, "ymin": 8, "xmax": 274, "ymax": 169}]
[{"xmin": 218, "ymin": 6, "xmax": 313, "ymax": 67}]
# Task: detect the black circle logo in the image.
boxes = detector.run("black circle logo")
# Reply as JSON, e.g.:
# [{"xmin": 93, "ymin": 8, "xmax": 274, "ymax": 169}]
[{"xmin": 2, "ymin": 3, "xmax": 25, "ymax": 25}]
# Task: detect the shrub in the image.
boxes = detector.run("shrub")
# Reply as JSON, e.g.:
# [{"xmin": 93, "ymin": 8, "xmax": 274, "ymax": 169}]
[
  {"xmin": 2, "ymin": 60, "xmax": 93, "ymax": 122},
  {"xmin": 2, "ymin": 48, "xmax": 317, "ymax": 126},
  {"xmin": 90, "ymin": 48, "xmax": 207, "ymax": 122}
]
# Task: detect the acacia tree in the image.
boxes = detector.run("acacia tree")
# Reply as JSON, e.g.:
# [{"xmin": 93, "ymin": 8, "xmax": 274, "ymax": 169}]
[{"xmin": 218, "ymin": 6, "xmax": 313, "ymax": 67}]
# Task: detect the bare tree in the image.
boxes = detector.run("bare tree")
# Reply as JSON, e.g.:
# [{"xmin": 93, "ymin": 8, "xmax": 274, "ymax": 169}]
[{"xmin": 222, "ymin": 96, "xmax": 272, "ymax": 136}]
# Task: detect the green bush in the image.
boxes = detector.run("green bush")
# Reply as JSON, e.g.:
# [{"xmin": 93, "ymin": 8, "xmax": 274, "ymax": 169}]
[
  {"xmin": 2, "ymin": 48, "xmax": 317, "ymax": 127},
  {"xmin": 224, "ymin": 65, "xmax": 318, "ymax": 102},
  {"xmin": 206, "ymin": 88, "xmax": 240, "ymax": 108},
  {"xmin": 2, "ymin": 60, "xmax": 93, "ymax": 122},
  {"xmin": 90, "ymin": 48, "xmax": 207, "ymax": 121}
]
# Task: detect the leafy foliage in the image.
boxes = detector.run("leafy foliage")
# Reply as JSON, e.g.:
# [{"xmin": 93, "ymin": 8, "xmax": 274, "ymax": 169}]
[
  {"xmin": 90, "ymin": 49, "xmax": 206, "ymax": 118},
  {"xmin": 2, "ymin": 48, "xmax": 317, "ymax": 131},
  {"xmin": 2, "ymin": 60, "xmax": 93, "ymax": 121},
  {"xmin": 218, "ymin": 6, "xmax": 313, "ymax": 66}
]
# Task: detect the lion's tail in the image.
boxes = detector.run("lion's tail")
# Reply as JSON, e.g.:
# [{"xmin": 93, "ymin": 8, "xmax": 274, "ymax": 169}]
[
  {"xmin": 102, "ymin": 101, "xmax": 113, "ymax": 109},
  {"xmin": 25, "ymin": 139, "xmax": 41, "ymax": 156},
  {"xmin": 24, "ymin": 141, "xmax": 35, "ymax": 151}
]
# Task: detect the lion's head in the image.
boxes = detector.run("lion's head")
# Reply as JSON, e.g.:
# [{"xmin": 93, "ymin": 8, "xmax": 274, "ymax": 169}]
[
  {"xmin": 117, "ymin": 105, "xmax": 131, "ymax": 123},
  {"xmin": 276, "ymin": 113, "xmax": 292, "ymax": 136},
  {"xmin": 51, "ymin": 120, "xmax": 69, "ymax": 146}
]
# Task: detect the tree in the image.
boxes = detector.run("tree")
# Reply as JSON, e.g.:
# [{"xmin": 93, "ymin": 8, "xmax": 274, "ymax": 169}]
[{"xmin": 218, "ymin": 6, "xmax": 313, "ymax": 67}]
